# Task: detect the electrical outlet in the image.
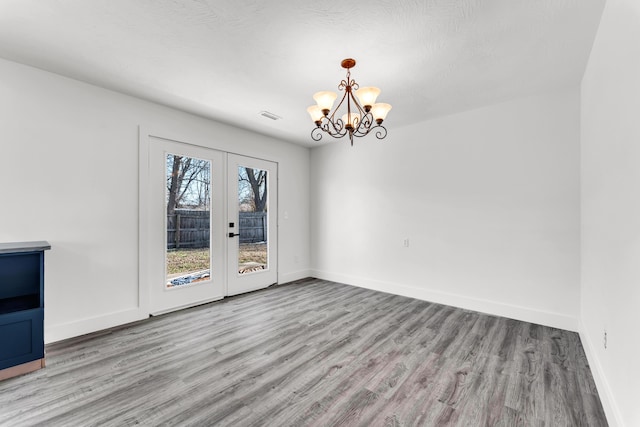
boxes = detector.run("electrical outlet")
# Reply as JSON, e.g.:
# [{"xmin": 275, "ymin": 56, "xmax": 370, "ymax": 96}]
[
  {"xmin": 403, "ymin": 238, "xmax": 410, "ymax": 247},
  {"xmin": 604, "ymin": 330, "xmax": 607, "ymax": 349}
]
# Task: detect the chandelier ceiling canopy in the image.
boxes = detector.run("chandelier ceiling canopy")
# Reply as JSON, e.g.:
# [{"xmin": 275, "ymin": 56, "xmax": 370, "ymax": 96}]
[{"xmin": 307, "ymin": 58, "xmax": 392, "ymax": 146}]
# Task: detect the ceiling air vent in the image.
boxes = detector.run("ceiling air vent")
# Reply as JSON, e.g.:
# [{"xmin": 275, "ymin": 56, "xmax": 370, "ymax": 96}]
[{"xmin": 259, "ymin": 111, "xmax": 282, "ymax": 121}]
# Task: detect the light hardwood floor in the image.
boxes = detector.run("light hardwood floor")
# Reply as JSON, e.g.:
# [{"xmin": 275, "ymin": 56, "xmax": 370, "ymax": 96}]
[{"xmin": 0, "ymin": 279, "xmax": 608, "ymax": 426}]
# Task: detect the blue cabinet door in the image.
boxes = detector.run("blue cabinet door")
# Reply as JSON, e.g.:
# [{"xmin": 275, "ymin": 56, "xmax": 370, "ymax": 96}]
[{"xmin": 0, "ymin": 308, "xmax": 44, "ymax": 370}]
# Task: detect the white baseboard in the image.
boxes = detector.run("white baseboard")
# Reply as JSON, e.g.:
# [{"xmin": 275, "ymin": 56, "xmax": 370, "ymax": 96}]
[
  {"xmin": 45, "ymin": 308, "xmax": 148, "ymax": 344},
  {"xmin": 279, "ymin": 269, "xmax": 312, "ymax": 284},
  {"xmin": 44, "ymin": 269, "xmax": 312, "ymax": 344},
  {"xmin": 310, "ymin": 269, "xmax": 579, "ymax": 331},
  {"xmin": 579, "ymin": 324, "xmax": 624, "ymax": 427}
]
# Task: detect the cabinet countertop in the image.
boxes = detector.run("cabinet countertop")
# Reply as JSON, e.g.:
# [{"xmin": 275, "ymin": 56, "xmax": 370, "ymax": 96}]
[{"xmin": 0, "ymin": 241, "xmax": 51, "ymax": 255}]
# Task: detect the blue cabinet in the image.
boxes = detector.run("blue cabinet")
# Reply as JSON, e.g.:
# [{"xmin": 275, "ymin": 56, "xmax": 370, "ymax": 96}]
[{"xmin": 0, "ymin": 241, "xmax": 50, "ymax": 379}]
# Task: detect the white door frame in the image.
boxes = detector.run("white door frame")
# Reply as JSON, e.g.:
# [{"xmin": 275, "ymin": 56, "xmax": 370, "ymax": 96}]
[{"xmin": 138, "ymin": 129, "xmax": 278, "ymax": 316}]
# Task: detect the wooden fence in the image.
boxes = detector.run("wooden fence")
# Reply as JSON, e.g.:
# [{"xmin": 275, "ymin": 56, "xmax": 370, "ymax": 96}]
[
  {"xmin": 238, "ymin": 212, "xmax": 267, "ymax": 244},
  {"xmin": 167, "ymin": 209, "xmax": 209, "ymax": 249},
  {"xmin": 167, "ymin": 210, "xmax": 267, "ymax": 249}
]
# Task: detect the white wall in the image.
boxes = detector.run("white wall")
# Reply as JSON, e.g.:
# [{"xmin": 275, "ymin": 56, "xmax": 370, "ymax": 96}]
[
  {"xmin": 580, "ymin": 0, "xmax": 640, "ymax": 425},
  {"xmin": 0, "ymin": 58, "xmax": 310, "ymax": 343},
  {"xmin": 311, "ymin": 89, "xmax": 581, "ymax": 330}
]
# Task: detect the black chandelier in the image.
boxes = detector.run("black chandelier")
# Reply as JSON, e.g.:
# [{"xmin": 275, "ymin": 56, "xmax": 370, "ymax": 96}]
[{"xmin": 307, "ymin": 58, "xmax": 392, "ymax": 145}]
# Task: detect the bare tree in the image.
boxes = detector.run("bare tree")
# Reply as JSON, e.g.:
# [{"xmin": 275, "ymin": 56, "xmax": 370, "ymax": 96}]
[
  {"xmin": 167, "ymin": 155, "xmax": 210, "ymax": 214},
  {"xmin": 238, "ymin": 167, "xmax": 267, "ymax": 212},
  {"xmin": 167, "ymin": 155, "xmax": 183, "ymax": 215}
]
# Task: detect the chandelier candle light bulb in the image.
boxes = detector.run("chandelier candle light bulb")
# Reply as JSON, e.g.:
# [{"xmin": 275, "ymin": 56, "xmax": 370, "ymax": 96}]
[{"xmin": 308, "ymin": 58, "xmax": 391, "ymax": 145}]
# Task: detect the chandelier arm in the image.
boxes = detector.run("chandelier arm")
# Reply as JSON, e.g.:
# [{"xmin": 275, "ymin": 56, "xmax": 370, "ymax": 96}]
[
  {"xmin": 319, "ymin": 117, "xmax": 348, "ymax": 138},
  {"xmin": 333, "ymin": 90, "xmax": 367, "ymax": 137},
  {"xmin": 352, "ymin": 113, "xmax": 374, "ymax": 137},
  {"xmin": 348, "ymin": 91, "xmax": 367, "ymax": 116},
  {"xmin": 312, "ymin": 119, "xmax": 350, "ymax": 142},
  {"xmin": 311, "ymin": 127, "xmax": 324, "ymax": 141},
  {"xmin": 325, "ymin": 116, "xmax": 346, "ymax": 134},
  {"xmin": 327, "ymin": 130, "xmax": 349, "ymax": 139},
  {"xmin": 373, "ymin": 125, "xmax": 388, "ymax": 140},
  {"xmin": 328, "ymin": 91, "xmax": 350, "ymax": 123},
  {"xmin": 350, "ymin": 100, "xmax": 374, "ymax": 135},
  {"xmin": 323, "ymin": 128, "xmax": 348, "ymax": 139}
]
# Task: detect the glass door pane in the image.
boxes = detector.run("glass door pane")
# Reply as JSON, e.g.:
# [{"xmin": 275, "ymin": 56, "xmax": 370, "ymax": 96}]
[
  {"xmin": 165, "ymin": 154, "xmax": 211, "ymax": 288},
  {"xmin": 237, "ymin": 165, "xmax": 268, "ymax": 275}
]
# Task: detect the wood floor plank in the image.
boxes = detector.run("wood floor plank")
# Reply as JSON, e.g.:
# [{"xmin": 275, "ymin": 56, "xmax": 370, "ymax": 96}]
[{"xmin": 0, "ymin": 279, "xmax": 609, "ymax": 426}]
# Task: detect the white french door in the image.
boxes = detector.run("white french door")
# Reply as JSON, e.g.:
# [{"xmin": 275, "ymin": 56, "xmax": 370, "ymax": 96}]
[
  {"xmin": 147, "ymin": 138, "xmax": 225, "ymax": 315},
  {"xmin": 227, "ymin": 154, "xmax": 278, "ymax": 296},
  {"xmin": 143, "ymin": 136, "xmax": 277, "ymax": 315}
]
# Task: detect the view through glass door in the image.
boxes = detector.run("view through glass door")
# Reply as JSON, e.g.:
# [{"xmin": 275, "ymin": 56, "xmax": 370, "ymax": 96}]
[{"xmin": 227, "ymin": 154, "xmax": 278, "ymax": 295}]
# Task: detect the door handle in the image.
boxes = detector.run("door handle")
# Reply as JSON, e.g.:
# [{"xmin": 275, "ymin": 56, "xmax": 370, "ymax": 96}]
[{"xmin": 228, "ymin": 232, "xmax": 240, "ymax": 238}]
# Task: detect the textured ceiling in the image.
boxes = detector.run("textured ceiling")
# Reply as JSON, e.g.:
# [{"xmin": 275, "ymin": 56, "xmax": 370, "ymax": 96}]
[{"xmin": 0, "ymin": 0, "xmax": 605, "ymax": 147}]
